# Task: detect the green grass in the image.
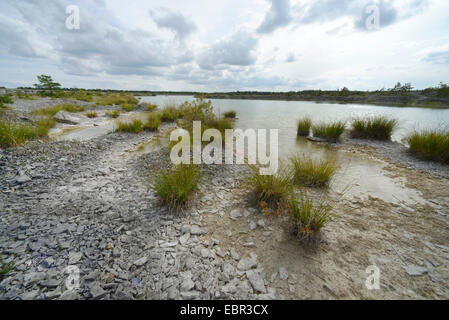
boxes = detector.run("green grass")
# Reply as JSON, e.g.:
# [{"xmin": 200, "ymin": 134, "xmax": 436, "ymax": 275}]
[
  {"xmin": 287, "ymin": 193, "xmax": 335, "ymax": 240},
  {"xmin": 247, "ymin": 165, "xmax": 292, "ymax": 205},
  {"xmin": 16, "ymin": 91, "xmax": 36, "ymax": 100},
  {"xmin": 350, "ymin": 116, "xmax": 398, "ymax": 140},
  {"xmin": 297, "ymin": 117, "xmax": 312, "ymax": 136},
  {"xmin": 406, "ymin": 129, "xmax": 449, "ymax": 164},
  {"xmin": 0, "ymin": 255, "xmax": 14, "ymax": 281},
  {"xmin": 95, "ymin": 93, "xmax": 138, "ymax": 107},
  {"xmin": 121, "ymin": 103, "xmax": 135, "ymax": 112},
  {"xmin": 32, "ymin": 104, "xmax": 86, "ymax": 116},
  {"xmin": 115, "ymin": 119, "xmax": 144, "ymax": 133},
  {"xmin": 312, "ymin": 121, "xmax": 346, "ymax": 143},
  {"xmin": 86, "ymin": 112, "xmax": 98, "ymax": 118},
  {"xmin": 144, "ymin": 112, "xmax": 161, "ymax": 131},
  {"xmin": 105, "ymin": 110, "xmax": 120, "ymax": 118},
  {"xmin": 0, "ymin": 120, "xmax": 51, "ymax": 148},
  {"xmin": 0, "ymin": 94, "xmax": 14, "ymax": 105},
  {"xmin": 290, "ymin": 155, "xmax": 338, "ymax": 187},
  {"xmin": 150, "ymin": 164, "xmax": 201, "ymax": 209},
  {"xmin": 147, "ymin": 103, "xmax": 158, "ymax": 112},
  {"xmin": 160, "ymin": 106, "xmax": 180, "ymax": 122},
  {"xmin": 223, "ymin": 110, "xmax": 237, "ymax": 119}
]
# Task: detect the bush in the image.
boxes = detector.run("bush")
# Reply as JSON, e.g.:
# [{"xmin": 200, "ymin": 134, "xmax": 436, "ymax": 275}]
[
  {"xmin": 286, "ymin": 193, "xmax": 335, "ymax": 240},
  {"xmin": 247, "ymin": 165, "xmax": 292, "ymax": 205},
  {"xmin": 144, "ymin": 113, "xmax": 161, "ymax": 131},
  {"xmin": 223, "ymin": 110, "xmax": 237, "ymax": 119},
  {"xmin": 86, "ymin": 112, "xmax": 98, "ymax": 118},
  {"xmin": 0, "ymin": 120, "xmax": 50, "ymax": 148},
  {"xmin": 106, "ymin": 110, "xmax": 120, "ymax": 118},
  {"xmin": 350, "ymin": 116, "xmax": 398, "ymax": 140},
  {"xmin": 0, "ymin": 94, "xmax": 14, "ymax": 105},
  {"xmin": 312, "ymin": 121, "xmax": 345, "ymax": 142},
  {"xmin": 160, "ymin": 106, "xmax": 180, "ymax": 122},
  {"xmin": 297, "ymin": 117, "xmax": 312, "ymax": 136},
  {"xmin": 406, "ymin": 129, "xmax": 449, "ymax": 164},
  {"xmin": 150, "ymin": 164, "xmax": 201, "ymax": 209},
  {"xmin": 290, "ymin": 155, "xmax": 337, "ymax": 187},
  {"xmin": 115, "ymin": 119, "xmax": 143, "ymax": 133},
  {"xmin": 32, "ymin": 104, "xmax": 85, "ymax": 116}
]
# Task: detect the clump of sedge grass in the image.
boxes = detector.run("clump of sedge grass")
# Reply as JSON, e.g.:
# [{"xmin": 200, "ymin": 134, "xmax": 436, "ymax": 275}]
[
  {"xmin": 312, "ymin": 121, "xmax": 346, "ymax": 143},
  {"xmin": 86, "ymin": 112, "xmax": 98, "ymax": 118},
  {"xmin": 106, "ymin": 110, "xmax": 120, "ymax": 118},
  {"xmin": 247, "ymin": 164, "xmax": 292, "ymax": 205},
  {"xmin": 32, "ymin": 104, "xmax": 85, "ymax": 116},
  {"xmin": 160, "ymin": 106, "xmax": 179, "ymax": 122},
  {"xmin": 144, "ymin": 112, "xmax": 161, "ymax": 131},
  {"xmin": 115, "ymin": 119, "xmax": 143, "ymax": 133},
  {"xmin": 0, "ymin": 255, "xmax": 14, "ymax": 281},
  {"xmin": 286, "ymin": 193, "xmax": 335, "ymax": 241},
  {"xmin": 350, "ymin": 116, "xmax": 398, "ymax": 140},
  {"xmin": 290, "ymin": 155, "xmax": 337, "ymax": 187},
  {"xmin": 147, "ymin": 104, "xmax": 158, "ymax": 112},
  {"xmin": 150, "ymin": 164, "xmax": 201, "ymax": 209},
  {"xmin": 95, "ymin": 93, "xmax": 138, "ymax": 107},
  {"xmin": 121, "ymin": 103, "xmax": 135, "ymax": 112},
  {"xmin": 0, "ymin": 120, "xmax": 51, "ymax": 148},
  {"xmin": 406, "ymin": 129, "xmax": 449, "ymax": 164},
  {"xmin": 223, "ymin": 110, "xmax": 237, "ymax": 119},
  {"xmin": 297, "ymin": 117, "xmax": 312, "ymax": 136}
]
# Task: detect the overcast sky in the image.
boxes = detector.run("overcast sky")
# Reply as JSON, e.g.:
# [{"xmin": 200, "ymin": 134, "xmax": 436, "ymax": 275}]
[{"xmin": 1, "ymin": 0, "xmax": 448, "ymax": 91}]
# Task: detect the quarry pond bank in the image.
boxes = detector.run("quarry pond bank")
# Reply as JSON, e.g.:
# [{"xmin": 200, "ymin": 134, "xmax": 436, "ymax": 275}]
[{"xmin": 0, "ymin": 95, "xmax": 448, "ymax": 300}]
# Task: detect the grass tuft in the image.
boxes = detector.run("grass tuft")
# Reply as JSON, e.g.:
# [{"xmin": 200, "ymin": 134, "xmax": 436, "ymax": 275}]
[
  {"xmin": 406, "ymin": 129, "xmax": 449, "ymax": 164},
  {"xmin": 0, "ymin": 255, "xmax": 14, "ymax": 281},
  {"xmin": 95, "ymin": 93, "xmax": 138, "ymax": 108},
  {"xmin": 297, "ymin": 117, "xmax": 312, "ymax": 136},
  {"xmin": 350, "ymin": 116, "xmax": 398, "ymax": 140},
  {"xmin": 312, "ymin": 121, "xmax": 346, "ymax": 142},
  {"xmin": 0, "ymin": 120, "xmax": 51, "ymax": 148},
  {"xmin": 32, "ymin": 104, "xmax": 85, "ymax": 116},
  {"xmin": 150, "ymin": 164, "xmax": 201, "ymax": 209},
  {"xmin": 105, "ymin": 110, "xmax": 120, "ymax": 118},
  {"xmin": 86, "ymin": 112, "xmax": 98, "ymax": 118},
  {"xmin": 223, "ymin": 110, "xmax": 237, "ymax": 119},
  {"xmin": 160, "ymin": 106, "xmax": 180, "ymax": 122},
  {"xmin": 247, "ymin": 165, "xmax": 292, "ymax": 205},
  {"xmin": 115, "ymin": 119, "xmax": 143, "ymax": 133},
  {"xmin": 290, "ymin": 155, "xmax": 337, "ymax": 187},
  {"xmin": 144, "ymin": 112, "xmax": 161, "ymax": 131}
]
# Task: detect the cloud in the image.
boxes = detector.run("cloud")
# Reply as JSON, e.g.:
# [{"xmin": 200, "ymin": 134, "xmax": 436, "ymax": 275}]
[
  {"xmin": 257, "ymin": 0, "xmax": 292, "ymax": 34},
  {"xmin": 423, "ymin": 49, "xmax": 449, "ymax": 64},
  {"xmin": 285, "ymin": 52, "xmax": 296, "ymax": 63},
  {"xmin": 197, "ymin": 30, "xmax": 259, "ymax": 70},
  {"xmin": 150, "ymin": 7, "xmax": 197, "ymax": 41}
]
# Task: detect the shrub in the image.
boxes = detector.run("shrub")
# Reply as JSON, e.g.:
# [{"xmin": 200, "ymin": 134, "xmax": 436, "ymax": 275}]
[
  {"xmin": 150, "ymin": 164, "xmax": 201, "ymax": 209},
  {"xmin": 115, "ymin": 119, "xmax": 143, "ymax": 133},
  {"xmin": 0, "ymin": 94, "xmax": 14, "ymax": 105},
  {"xmin": 144, "ymin": 113, "xmax": 161, "ymax": 131},
  {"xmin": 286, "ymin": 193, "xmax": 335, "ymax": 240},
  {"xmin": 0, "ymin": 120, "xmax": 50, "ymax": 148},
  {"xmin": 290, "ymin": 155, "xmax": 337, "ymax": 187},
  {"xmin": 106, "ymin": 110, "xmax": 120, "ymax": 118},
  {"xmin": 160, "ymin": 106, "xmax": 180, "ymax": 122},
  {"xmin": 86, "ymin": 112, "xmax": 98, "ymax": 118},
  {"xmin": 312, "ymin": 121, "xmax": 346, "ymax": 142},
  {"xmin": 297, "ymin": 117, "xmax": 312, "ymax": 136},
  {"xmin": 350, "ymin": 116, "xmax": 398, "ymax": 140},
  {"xmin": 406, "ymin": 129, "xmax": 449, "ymax": 164},
  {"xmin": 247, "ymin": 165, "xmax": 292, "ymax": 205},
  {"xmin": 32, "ymin": 104, "xmax": 85, "ymax": 116},
  {"xmin": 223, "ymin": 110, "xmax": 237, "ymax": 119}
]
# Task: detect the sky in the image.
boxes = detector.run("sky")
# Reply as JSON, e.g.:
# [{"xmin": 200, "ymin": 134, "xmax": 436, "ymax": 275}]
[{"xmin": 0, "ymin": 0, "xmax": 448, "ymax": 91}]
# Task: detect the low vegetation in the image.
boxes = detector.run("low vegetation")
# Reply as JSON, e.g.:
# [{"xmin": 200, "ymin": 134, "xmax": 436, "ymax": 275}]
[
  {"xmin": 160, "ymin": 105, "xmax": 180, "ymax": 122},
  {"xmin": 150, "ymin": 164, "xmax": 201, "ymax": 209},
  {"xmin": 144, "ymin": 112, "xmax": 161, "ymax": 131},
  {"xmin": 312, "ymin": 121, "xmax": 346, "ymax": 142},
  {"xmin": 406, "ymin": 129, "xmax": 449, "ymax": 164},
  {"xmin": 105, "ymin": 110, "xmax": 120, "ymax": 118},
  {"xmin": 16, "ymin": 91, "xmax": 36, "ymax": 100},
  {"xmin": 86, "ymin": 112, "xmax": 98, "ymax": 118},
  {"xmin": 95, "ymin": 93, "xmax": 138, "ymax": 108},
  {"xmin": 0, "ymin": 255, "xmax": 14, "ymax": 281},
  {"xmin": 32, "ymin": 104, "xmax": 85, "ymax": 116},
  {"xmin": 147, "ymin": 103, "xmax": 158, "ymax": 112},
  {"xmin": 223, "ymin": 110, "xmax": 237, "ymax": 119},
  {"xmin": 0, "ymin": 120, "xmax": 51, "ymax": 148},
  {"xmin": 350, "ymin": 116, "xmax": 398, "ymax": 140},
  {"xmin": 115, "ymin": 119, "xmax": 143, "ymax": 133},
  {"xmin": 286, "ymin": 193, "xmax": 335, "ymax": 241},
  {"xmin": 290, "ymin": 155, "xmax": 338, "ymax": 187},
  {"xmin": 297, "ymin": 117, "xmax": 312, "ymax": 136},
  {"xmin": 247, "ymin": 165, "xmax": 292, "ymax": 205},
  {"xmin": 0, "ymin": 94, "xmax": 14, "ymax": 107}
]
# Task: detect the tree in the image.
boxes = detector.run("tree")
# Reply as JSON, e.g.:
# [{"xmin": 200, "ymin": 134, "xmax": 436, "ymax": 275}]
[{"xmin": 34, "ymin": 75, "xmax": 61, "ymax": 95}]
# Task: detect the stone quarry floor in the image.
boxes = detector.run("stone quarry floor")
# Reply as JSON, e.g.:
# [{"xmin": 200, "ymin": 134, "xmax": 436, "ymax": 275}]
[{"xmin": 0, "ymin": 123, "xmax": 448, "ymax": 300}]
